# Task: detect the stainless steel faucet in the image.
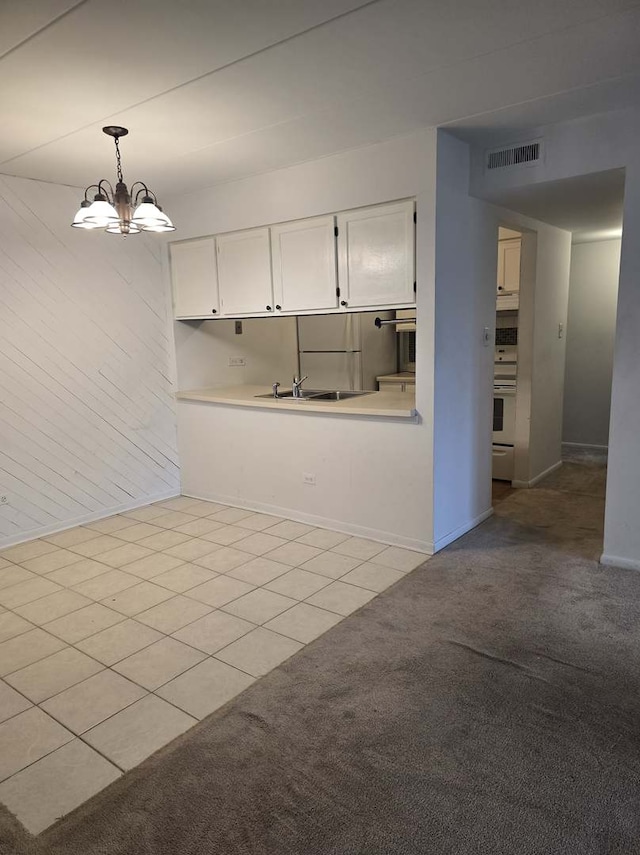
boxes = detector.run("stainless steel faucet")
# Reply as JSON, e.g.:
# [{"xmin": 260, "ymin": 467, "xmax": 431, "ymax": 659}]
[
  {"xmin": 272, "ymin": 382, "xmax": 280, "ymax": 399},
  {"xmin": 292, "ymin": 375, "xmax": 308, "ymax": 398}
]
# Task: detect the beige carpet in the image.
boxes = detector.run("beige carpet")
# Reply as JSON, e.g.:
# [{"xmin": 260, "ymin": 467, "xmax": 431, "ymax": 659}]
[{"xmin": 4, "ymin": 459, "xmax": 640, "ymax": 855}]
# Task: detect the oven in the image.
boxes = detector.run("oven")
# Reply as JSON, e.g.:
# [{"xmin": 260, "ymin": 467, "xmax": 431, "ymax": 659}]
[{"xmin": 492, "ymin": 346, "xmax": 517, "ymax": 481}]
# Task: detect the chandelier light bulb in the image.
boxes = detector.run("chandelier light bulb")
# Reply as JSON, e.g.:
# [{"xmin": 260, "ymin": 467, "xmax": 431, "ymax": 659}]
[{"xmin": 71, "ymin": 200, "xmax": 102, "ymax": 229}]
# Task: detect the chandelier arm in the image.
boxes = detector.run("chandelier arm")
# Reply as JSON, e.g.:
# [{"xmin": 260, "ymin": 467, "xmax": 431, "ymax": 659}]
[
  {"xmin": 131, "ymin": 182, "xmax": 158, "ymax": 205},
  {"xmin": 83, "ymin": 184, "xmax": 100, "ymax": 202},
  {"xmin": 97, "ymin": 179, "xmax": 115, "ymax": 201}
]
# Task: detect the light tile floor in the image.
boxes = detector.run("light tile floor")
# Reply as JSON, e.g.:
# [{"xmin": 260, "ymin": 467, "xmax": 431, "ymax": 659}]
[{"xmin": 0, "ymin": 497, "xmax": 429, "ymax": 834}]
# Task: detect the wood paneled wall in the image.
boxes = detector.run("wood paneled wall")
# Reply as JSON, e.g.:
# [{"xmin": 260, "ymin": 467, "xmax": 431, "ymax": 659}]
[{"xmin": 0, "ymin": 175, "xmax": 179, "ymax": 546}]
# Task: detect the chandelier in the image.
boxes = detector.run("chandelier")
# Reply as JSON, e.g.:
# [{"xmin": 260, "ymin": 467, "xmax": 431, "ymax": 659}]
[{"xmin": 71, "ymin": 126, "xmax": 175, "ymax": 235}]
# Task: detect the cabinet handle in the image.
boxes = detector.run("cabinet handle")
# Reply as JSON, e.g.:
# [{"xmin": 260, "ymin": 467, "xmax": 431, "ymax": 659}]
[
  {"xmin": 266, "ymin": 305, "xmax": 272, "ymax": 311},
  {"xmin": 340, "ymin": 300, "xmax": 348, "ymax": 307},
  {"xmin": 211, "ymin": 308, "xmax": 217, "ymax": 314},
  {"xmin": 497, "ymin": 286, "xmax": 503, "ymax": 291},
  {"xmin": 275, "ymin": 304, "xmax": 281, "ymax": 310}
]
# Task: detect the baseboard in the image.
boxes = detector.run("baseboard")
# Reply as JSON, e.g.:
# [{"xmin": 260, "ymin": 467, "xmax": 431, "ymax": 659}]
[
  {"xmin": 432, "ymin": 507, "xmax": 493, "ymax": 553},
  {"xmin": 512, "ymin": 460, "xmax": 562, "ymax": 489},
  {"xmin": 182, "ymin": 490, "xmax": 434, "ymax": 554},
  {"xmin": 562, "ymin": 442, "xmax": 608, "ymax": 452},
  {"xmin": 0, "ymin": 489, "xmax": 180, "ymax": 551},
  {"xmin": 600, "ymin": 553, "xmax": 640, "ymax": 572}
]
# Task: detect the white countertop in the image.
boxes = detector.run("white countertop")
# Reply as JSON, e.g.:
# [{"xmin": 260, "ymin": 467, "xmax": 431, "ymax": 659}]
[
  {"xmin": 177, "ymin": 385, "xmax": 417, "ymax": 419},
  {"xmin": 376, "ymin": 372, "xmax": 417, "ymax": 383}
]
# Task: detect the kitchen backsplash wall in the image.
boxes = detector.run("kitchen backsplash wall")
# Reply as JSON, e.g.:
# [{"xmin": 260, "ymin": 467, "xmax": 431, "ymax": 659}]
[{"xmin": 174, "ymin": 317, "xmax": 299, "ymax": 390}]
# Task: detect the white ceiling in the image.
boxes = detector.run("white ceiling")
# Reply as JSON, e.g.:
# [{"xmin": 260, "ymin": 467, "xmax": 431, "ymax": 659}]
[{"xmin": 1, "ymin": 0, "xmax": 640, "ymax": 200}]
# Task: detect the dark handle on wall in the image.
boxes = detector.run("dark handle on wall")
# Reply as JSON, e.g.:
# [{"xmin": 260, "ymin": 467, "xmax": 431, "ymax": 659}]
[
  {"xmin": 275, "ymin": 305, "xmax": 281, "ymax": 310},
  {"xmin": 341, "ymin": 300, "xmax": 348, "ymax": 307},
  {"xmin": 266, "ymin": 305, "xmax": 272, "ymax": 311}
]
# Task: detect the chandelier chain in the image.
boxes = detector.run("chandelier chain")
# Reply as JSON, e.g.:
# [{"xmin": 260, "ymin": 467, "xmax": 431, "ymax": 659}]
[{"xmin": 114, "ymin": 136, "xmax": 124, "ymax": 184}]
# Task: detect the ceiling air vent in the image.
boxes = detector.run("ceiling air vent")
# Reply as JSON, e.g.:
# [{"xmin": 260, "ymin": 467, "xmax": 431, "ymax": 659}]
[{"xmin": 486, "ymin": 140, "xmax": 542, "ymax": 171}]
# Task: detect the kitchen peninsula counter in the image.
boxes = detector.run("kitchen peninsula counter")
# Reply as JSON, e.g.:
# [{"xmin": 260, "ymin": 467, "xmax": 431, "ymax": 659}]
[{"xmin": 177, "ymin": 385, "xmax": 416, "ymax": 419}]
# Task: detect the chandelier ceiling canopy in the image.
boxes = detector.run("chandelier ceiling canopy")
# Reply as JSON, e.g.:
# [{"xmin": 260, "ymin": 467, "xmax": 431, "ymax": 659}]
[{"xmin": 71, "ymin": 126, "xmax": 175, "ymax": 236}]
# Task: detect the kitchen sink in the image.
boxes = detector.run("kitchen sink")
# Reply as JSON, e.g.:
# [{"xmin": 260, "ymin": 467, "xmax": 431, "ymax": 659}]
[{"xmin": 254, "ymin": 390, "xmax": 373, "ymax": 401}]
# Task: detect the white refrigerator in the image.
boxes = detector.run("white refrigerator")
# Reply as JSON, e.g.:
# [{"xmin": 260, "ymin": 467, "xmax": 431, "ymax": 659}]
[{"xmin": 297, "ymin": 312, "xmax": 396, "ymax": 391}]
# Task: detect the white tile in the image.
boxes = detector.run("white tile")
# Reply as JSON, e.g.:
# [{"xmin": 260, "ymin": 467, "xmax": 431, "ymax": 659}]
[
  {"xmin": 112, "ymin": 522, "xmax": 164, "ymax": 543},
  {"xmin": 305, "ymin": 580, "xmax": 376, "ymax": 616},
  {"xmin": 0, "ymin": 629, "xmax": 65, "ymax": 677},
  {"xmin": 154, "ymin": 497, "xmax": 201, "ymax": 512},
  {"xmin": 192, "ymin": 547, "xmax": 252, "ymax": 574},
  {"xmin": 150, "ymin": 511, "xmax": 199, "ymax": 529},
  {"xmin": 331, "ymin": 536, "xmax": 387, "ymax": 561},
  {"xmin": 172, "ymin": 518, "xmax": 226, "ymax": 537},
  {"xmin": 111, "ymin": 551, "xmax": 185, "ymax": 581},
  {"xmin": 6, "ymin": 648, "xmax": 103, "ymax": 703},
  {"xmin": 0, "ymin": 576, "xmax": 62, "ymax": 609},
  {"xmin": 295, "ymin": 528, "xmax": 350, "ymax": 549},
  {"xmin": 234, "ymin": 533, "xmax": 288, "ymax": 556},
  {"xmin": 0, "ymin": 565, "xmax": 36, "ymax": 591},
  {"xmin": 177, "ymin": 501, "xmax": 229, "ymax": 518},
  {"xmin": 21, "ymin": 549, "xmax": 84, "ymax": 576},
  {"xmin": 68, "ymin": 534, "xmax": 124, "ymax": 557},
  {"xmin": 339, "ymin": 562, "xmax": 405, "ymax": 592},
  {"xmin": 201, "ymin": 525, "xmax": 254, "ymax": 546},
  {"xmin": 0, "ymin": 680, "xmax": 32, "ymax": 723},
  {"xmin": 137, "ymin": 596, "xmax": 212, "ymax": 634},
  {"xmin": 112, "ymin": 637, "xmax": 205, "ymax": 691},
  {"xmin": 84, "ymin": 516, "xmax": 139, "ymax": 534},
  {"xmin": 157, "ymin": 658, "xmax": 255, "ymax": 720},
  {"xmin": 48, "ymin": 559, "xmax": 111, "ymax": 588},
  {"xmin": 263, "ymin": 520, "xmax": 315, "ymax": 540},
  {"xmin": 265, "ymin": 568, "xmax": 331, "ymax": 600},
  {"xmin": 84, "ymin": 695, "xmax": 197, "ymax": 771},
  {"xmin": 264, "ymin": 542, "xmax": 323, "ymax": 567},
  {"xmin": 44, "ymin": 603, "xmax": 124, "ymax": 643},
  {"xmin": 210, "ymin": 507, "xmax": 255, "ymax": 524},
  {"xmin": 72, "ymin": 569, "xmax": 138, "ymax": 600},
  {"xmin": 215, "ymin": 627, "xmax": 303, "ymax": 677},
  {"xmin": 226, "ymin": 557, "xmax": 291, "ymax": 586},
  {"xmin": 76, "ymin": 620, "xmax": 163, "ymax": 666},
  {"xmin": 102, "ymin": 582, "xmax": 173, "ymax": 616},
  {"xmin": 222, "ymin": 589, "xmax": 297, "ymax": 624},
  {"xmin": 0, "ymin": 612, "xmax": 34, "ymax": 644},
  {"xmin": 93, "ymin": 543, "xmax": 155, "ymax": 569},
  {"xmin": 370, "ymin": 546, "xmax": 429, "ymax": 572},
  {"xmin": 135, "ymin": 530, "xmax": 193, "ymax": 552},
  {"xmin": 265, "ymin": 603, "xmax": 342, "ymax": 644},
  {"xmin": 0, "ymin": 739, "xmax": 121, "ymax": 835},
  {"xmin": 122, "ymin": 505, "xmax": 168, "ymax": 522},
  {"xmin": 152, "ymin": 563, "xmax": 218, "ymax": 593},
  {"xmin": 15, "ymin": 590, "xmax": 92, "ymax": 625},
  {"xmin": 172, "ymin": 610, "xmax": 254, "ymax": 654},
  {"xmin": 0, "ymin": 557, "xmax": 13, "ymax": 570},
  {"xmin": 299, "ymin": 551, "xmax": 363, "ymax": 579},
  {"xmin": 235, "ymin": 513, "xmax": 285, "ymax": 532},
  {"xmin": 43, "ymin": 528, "xmax": 98, "ymax": 549},
  {"xmin": 41, "ymin": 670, "xmax": 146, "ymax": 734},
  {"xmin": 0, "ymin": 708, "xmax": 73, "ymax": 781},
  {"xmin": 186, "ymin": 576, "xmax": 255, "ymax": 608},
  {"xmin": 0, "ymin": 541, "xmax": 58, "ymax": 564},
  {"xmin": 162, "ymin": 538, "xmax": 221, "ymax": 562}
]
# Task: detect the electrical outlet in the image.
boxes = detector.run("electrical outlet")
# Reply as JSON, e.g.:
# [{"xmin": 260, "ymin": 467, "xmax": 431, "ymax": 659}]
[
  {"xmin": 0, "ymin": 495, "xmax": 8, "ymax": 505},
  {"xmin": 228, "ymin": 357, "xmax": 246, "ymax": 367},
  {"xmin": 303, "ymin": 473, "xmax": 316, "ymax": 486}
]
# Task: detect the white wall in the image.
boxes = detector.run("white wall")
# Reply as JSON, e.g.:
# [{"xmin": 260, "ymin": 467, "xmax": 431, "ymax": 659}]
[
  {"xmin": 0, "ymin": 175, "xmax": 179, "ymax": 547},
  {"xmin": 563, "ymin": 239, "xmax": 620, "ymax": 448},
  {"xmin": 470, "ymin": 107, "xmax": 640, "ymax": 569},
  {"xmin": 167, "ymin": 128, "xmax": 438, "ymax": 550},
  {"xmin": 174, "ymin": 317, "xmax": 298, "ymax": 391},
  {"xmin": 432, "ymin": 131, "xmax": 497, "ymax": 548}
]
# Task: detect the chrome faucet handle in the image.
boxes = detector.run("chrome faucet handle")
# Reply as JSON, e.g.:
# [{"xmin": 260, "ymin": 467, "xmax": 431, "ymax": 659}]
[
  {"xmin": 292, "ymin": 375, "xmax": 308, "ymax": 398},
  {"xmin": 272, "ymin": 382, "xmax": 280, "ymax": 399}
]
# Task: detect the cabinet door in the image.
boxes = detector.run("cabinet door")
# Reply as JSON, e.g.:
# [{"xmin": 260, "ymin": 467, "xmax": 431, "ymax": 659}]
[
  {"xmin": 216, "ymin": 227, "xmax": 274, "ymax": 316},
  {"xmin": 170, "ymin": 237, "xmax": 219, "ymax": 318},
  {"xmin": 497, "ymin": 239, "xmax": 521, "ymax": 293},
  {"xmin": 337, "ymin": 201, "xmax": 415, "ymax": 308},
  {"xmin": 271, "ymin": 216, "xmax": 338, "ymax": 312},
  {"xmin": 404, "ymin": 383, "xmax": 416, "ymax": 393}
]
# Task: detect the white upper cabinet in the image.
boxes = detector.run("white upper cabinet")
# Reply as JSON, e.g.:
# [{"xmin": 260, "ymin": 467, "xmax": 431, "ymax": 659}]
[
  {"xmin": 170, "ymin": 237, "xmax": 219, "ymax": 318},
  {"xmin": 216, "ymin": 227, "xmax": 274, "ymax": 316},
  {"xmin": 271, "ymin": 216, "xmax": 338, "ymax": 312},
  {"xmin": 337, "ymin": 200, "xmax": 415, "ymax": 309},
  {"xmin": 497, "ymin": 238, "xmax": 521, "ymax": 293}
]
